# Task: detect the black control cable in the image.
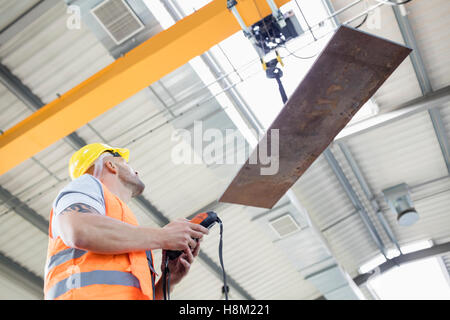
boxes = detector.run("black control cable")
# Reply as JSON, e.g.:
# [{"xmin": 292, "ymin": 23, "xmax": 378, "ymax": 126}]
[{"xmin": 163, "ymin": 212, "xmax": 228, "ymax": 300}]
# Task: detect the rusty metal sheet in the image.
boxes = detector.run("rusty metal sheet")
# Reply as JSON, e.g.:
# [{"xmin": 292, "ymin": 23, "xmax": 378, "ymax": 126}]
[{"xmin": 219, "ymin": 25, "xmax": 412, "ymax": 209}]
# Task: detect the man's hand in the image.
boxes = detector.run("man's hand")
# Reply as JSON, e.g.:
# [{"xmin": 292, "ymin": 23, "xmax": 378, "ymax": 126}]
[
  {"xmin": 161, "ymin": 239, "xmax": 201, "ymax": 287},
  {"xmin": 160, "ymin": 218, "xmax": 208, "ymax": 252}
]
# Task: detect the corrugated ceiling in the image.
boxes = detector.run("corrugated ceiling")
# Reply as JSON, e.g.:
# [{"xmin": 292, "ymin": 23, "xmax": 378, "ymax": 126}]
[{"xmin": 0, "ymin": 0, "xmax": 449, "ymax": 300}]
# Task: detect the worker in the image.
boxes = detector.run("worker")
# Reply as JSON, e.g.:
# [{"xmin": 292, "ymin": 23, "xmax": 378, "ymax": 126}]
[{"xmin": 44, "ymin": 143, "xmax": 209, "ymax": 300}]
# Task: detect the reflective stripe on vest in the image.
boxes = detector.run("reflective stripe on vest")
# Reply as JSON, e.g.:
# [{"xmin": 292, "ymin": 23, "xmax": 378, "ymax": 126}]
[
  {"xmin": 45, "ymin": 248, "xmax": 87, "ymax": 276},
  {"xmin": 46, "ymin": 270, "xmax": 140, "ymax": 300}
]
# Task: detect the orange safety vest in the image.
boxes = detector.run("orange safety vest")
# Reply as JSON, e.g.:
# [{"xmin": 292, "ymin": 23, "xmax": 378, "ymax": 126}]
[{"xmin": 44, "ymin": 180, "xmax": 156, "ymax": 300}]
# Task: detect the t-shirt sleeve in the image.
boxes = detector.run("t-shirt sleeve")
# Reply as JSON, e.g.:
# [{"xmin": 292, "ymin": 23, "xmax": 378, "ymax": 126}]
[
  {"xmin": 54, "ymin": 174, "xmax": 105, "ymax": 216},
  {"xmin": 54, "ymin": 193, "xmax": 105, "ymax": 216},
  {"xmin": 51, "ymin": 174, "xmax": 106, "ymax": 238}
]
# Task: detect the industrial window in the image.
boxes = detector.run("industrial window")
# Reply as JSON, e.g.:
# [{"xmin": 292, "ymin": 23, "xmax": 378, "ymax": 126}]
[{"xmin": 360, "ymin": 240, "xmax": 450, "ymax": 299}]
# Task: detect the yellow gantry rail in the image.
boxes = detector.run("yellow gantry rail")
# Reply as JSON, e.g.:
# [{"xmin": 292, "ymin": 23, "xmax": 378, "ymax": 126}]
[{"xmin": 0, "ymin": 0, "xmax": 290, "ymax": 176}]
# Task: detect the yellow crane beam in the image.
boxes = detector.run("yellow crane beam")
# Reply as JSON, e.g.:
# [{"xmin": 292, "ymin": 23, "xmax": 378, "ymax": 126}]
[{"xmin": 0, "ymin": 0, "xmax": 290, "ymax": 176}]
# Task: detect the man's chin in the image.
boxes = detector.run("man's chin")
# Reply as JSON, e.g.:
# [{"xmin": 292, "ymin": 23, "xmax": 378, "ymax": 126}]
[
  {"xmin": 131, "ymin": 181, "xmax": 145, "ymax": 197},
  {"xmin": 119, "ymin": 173, "xmax": 145, "ymax": 197}
]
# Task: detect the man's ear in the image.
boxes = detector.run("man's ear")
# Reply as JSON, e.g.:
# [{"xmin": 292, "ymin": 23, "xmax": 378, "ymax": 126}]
[{"xmin": 104, "ymin": 160, "xmax": 118, "ymax": 174}]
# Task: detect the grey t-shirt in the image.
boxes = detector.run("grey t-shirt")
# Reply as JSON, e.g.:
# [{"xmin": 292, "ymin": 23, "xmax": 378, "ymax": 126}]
[{"xmin": 51, "ymin": 174, "xmax": 106, "ymax": 238}]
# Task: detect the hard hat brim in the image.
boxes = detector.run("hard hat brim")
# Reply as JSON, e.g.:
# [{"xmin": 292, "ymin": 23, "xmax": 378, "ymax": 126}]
[{"xmin": 112, "ymin": 148, "xmax": 130, "ymax": 162}]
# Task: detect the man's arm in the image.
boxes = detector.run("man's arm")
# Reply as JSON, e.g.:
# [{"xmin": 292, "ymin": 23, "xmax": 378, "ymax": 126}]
[{"xmin": 57, "ymin": 203, "xmax": 208, "ymax": 254}]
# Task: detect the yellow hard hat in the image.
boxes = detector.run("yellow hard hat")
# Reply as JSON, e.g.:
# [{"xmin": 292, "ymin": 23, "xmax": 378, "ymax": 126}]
[{"xmin": 69, "ymin": 143, "xmax": 130, "ymax": 180}]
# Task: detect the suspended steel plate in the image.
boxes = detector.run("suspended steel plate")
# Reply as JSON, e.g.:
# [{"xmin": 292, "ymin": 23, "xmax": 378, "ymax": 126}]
[{"xmin": 219, "ymin": 25, "xmax": 411, "ymax": 209}]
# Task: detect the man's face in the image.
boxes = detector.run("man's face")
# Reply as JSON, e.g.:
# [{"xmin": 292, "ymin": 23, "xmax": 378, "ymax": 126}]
[{"xmin": 110, "ymin": 156, "xmax": 146, "ymax": 197}]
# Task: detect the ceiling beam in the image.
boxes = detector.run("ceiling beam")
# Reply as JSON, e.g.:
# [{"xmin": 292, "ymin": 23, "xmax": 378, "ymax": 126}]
[
  {"xmin": 0, "ymin": 251, "xmax": 44, "ymax": 299},
  {"xmin": 337, "ymin": 142, "xmax": 402, "ymax": 253},
  {"xmin": 0, "ymin": 186, "xmax": 46, "ymax": 297},
  {"xmin": 392, "ymin": 4, "xmax": 432, "ymax": 94},
  {"xmin": 0, "ymin": 63, "xmax": 87, "ymax": 150},
  {"xmin": 336, "ymin": 85, "xmax": 450, "ymax": 141},
  {"xmin": 0, "ymin": 0, "xmax": 59, "ymax": 46},
  {"xmin": 392, "ymin": 4, "xmax": 450, "ymax": 173},
  {"xmin": 323, "ymin": 148, "xmax": 388, "ymax": 258},
  {"xmin": 428, "ymin": 108, "xmax": 450, "ymax": 173},
  {"xmin": 318, "ymin": 1, "xmax": 397, "ymax": 261},
  {"xmin": 0, "ymin": 185, "xmax": 48, "ymax": 233},
  {"xmin": 0, "ymin": 0, "xmax": 290, "ymax": 176}
]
